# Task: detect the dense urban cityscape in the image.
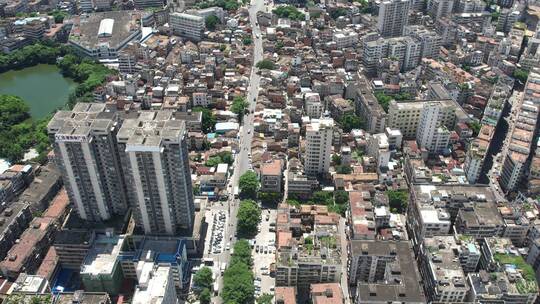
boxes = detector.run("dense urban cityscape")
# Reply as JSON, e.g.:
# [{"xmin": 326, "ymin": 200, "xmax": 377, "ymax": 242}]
[{"xmin": 2, "ymin": 0, "xmax": 540, "ymax": 302}]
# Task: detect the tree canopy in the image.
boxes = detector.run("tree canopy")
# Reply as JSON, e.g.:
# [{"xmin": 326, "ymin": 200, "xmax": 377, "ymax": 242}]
[
  {"xmin": 387, "ymin": 190, "xmax": 408, "ymax": 213},
  {"xmin": 513, "ymin": 68, "xmax": 529, "ymax": 83},
  {"xmin": 192, "ymin": 107, "xmax": 216, "ymax": 133},
  {"xmin": 222, "ymin": 240, "xmax": 255, "ymax": 304},
  {"xmin": 339, "ymin": 113, "xmax": 364, "ymax": 132},
  {"xmin": 239, "ymin": 171, "xmax": 259, "ymax": 199},
  {"xmin": 330, "ymin": 7, "xmax": 348, "ymax": 19},
  {"xmin": 196, "ymin": 0, "xmax": 240, "ymax": 11},
  {"xmin": 200, "ymin": 288, "xmax": 211, "ymax": 304},
  {"xmin": 336, "ymin": 164, "xmax": 352, "ymax": 174},
  {"xmin": 0, "ymin": 95, "xmax": 50, "ymax": 163},
  {"xmin": 205, "ymin": 151, "xmax": 234, "ymax": 167},
  {"xmin": 469, "ymin": 121, "xmax": 481, "ymax": 137},
  {"xmin": 393, "ymin": 92, "xmax": 412, "ymax": 101},
  {"xmin": 231, "ymin": 239, "xmax": 253, "ymax": 266},
  {"xmin": 231, "ymin": 96, "xmax": 249, "ymax": 121},
  {"xmin": 49, "ymin": 10, "xmax": 68, "ymax": 23},
  {"xmin": 256, "ymin": 59, "xmax": 275, "ymax": 70},
  {"xmin": 193, "ymin": 266, "xmax": 213, "ymax": 291},
  {"xmin": 375, "ymin": 92, "xmax": 392, "ymax": 113},
  {"xmin": 237, "ymin": 200, "xmax": 261, "ymax": 238},
  {"xmin": 0, "ymin": 95, "xmax": 30, "ymax": 128},
  {"xmin": 335, "ymin": 190, "xmax": 349, "ymax": 205},
  {"xmin": 273, "ymin": 5, "xmax": 305, "ymax": 20},
  {"xmin": 309, "ymin": 190, "xmax": 348, "ymax": 215},
  {"xmin": 222, "ymin": 262, "xmax": 255, "ymax": 304},
  {"xmin": 258, "ymin": 192, "xmax": 281, "ymax": 204},
  {"xmin": 257, "ymin": 294, "xmax": 273, "ymax": 304},
  {"xmin": 205, "ymin": 15, "xmax": 220, "ymax": 30},
  {"xmin": 312, "ymin": 191, "xmax": 333, "ymax": 205}
]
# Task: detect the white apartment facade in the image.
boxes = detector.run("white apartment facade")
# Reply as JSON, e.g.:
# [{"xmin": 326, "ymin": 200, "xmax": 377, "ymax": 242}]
[
  {"xmin": 332, "ymin": 31, "xmax": 359, "ymax": 49},
  {"xmin": 304, "ymin": 118, "xmax": 334, "ymax": 177},
  {"xmin": 387, "ymin": 100, "xmax": 456, "ymax": 139},
  {"xmin": 416, "ymin": 102, "xmax": 454, "ymax": 154},
  {"xmin": 367, "ymin": 133, "xmax": 391, "ymax": 168},
  {"xmin": 305, "ymin": 92, "xmax": 323, "ymax": 119},
  {"xmin": 117, "ymin": 111, "xmax": 195, "ymax": 235},
  {"xmin": 428, "ymin": 0, "xmax": 454, "ymax": 19},
  {"xmin": 170, "ymin": 12, "xmax": 205, "ymax": 41},
  {"xmin": 377, "ymin": 0, "xmax": 411, "ymax": 37}
]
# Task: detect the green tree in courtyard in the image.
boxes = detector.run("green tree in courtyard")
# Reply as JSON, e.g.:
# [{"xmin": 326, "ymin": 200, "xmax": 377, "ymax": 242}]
[
  {"xmin": 339, "ymin": 114, "xmax": 364, "ymax": 132},
  {"xmin": 387, "ymin": 190, "xmax": 408, "ymax": 213},
  {"xmin": 192, "ymin": 107, "xmax": 216, "ymax": 133},
  {"xmin": 205, "ymin": 15, "xmax": 220, "ymax": 30},
  {"xmin": 375, "ymin": 92, "xmax": 392, "ymax": 113}
]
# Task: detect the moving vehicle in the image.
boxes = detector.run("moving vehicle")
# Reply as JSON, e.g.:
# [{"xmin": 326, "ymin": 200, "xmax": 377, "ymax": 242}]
[
  {"xmin": 220, "ymin": 263, "xmax": 227, "ymax": 275},
  {"xmin": 233, "ymin": 186, "xmax": 239, "ymax": 199}
]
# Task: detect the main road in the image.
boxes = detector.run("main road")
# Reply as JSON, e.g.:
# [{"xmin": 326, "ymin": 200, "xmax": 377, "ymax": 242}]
[{"xmin": 211, "ymin": 0, "xmax": 265, "ymax": 302}]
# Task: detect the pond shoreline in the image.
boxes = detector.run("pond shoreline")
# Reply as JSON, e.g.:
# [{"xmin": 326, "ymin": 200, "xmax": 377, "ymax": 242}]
[{"xmin": 0, "ymin": 64, "xmax": 77, "ymax": 119}]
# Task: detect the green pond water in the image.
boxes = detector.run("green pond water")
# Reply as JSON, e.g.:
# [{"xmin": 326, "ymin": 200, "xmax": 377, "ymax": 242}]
[{"xmin": 0, "ymin": 64, "xmax": 77, "ymax": 118}]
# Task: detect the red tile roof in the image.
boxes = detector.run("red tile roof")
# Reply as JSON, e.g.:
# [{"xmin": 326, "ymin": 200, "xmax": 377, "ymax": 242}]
[
  {"xmin": 37, "ymin": 247, "xmax": 59, "ymax": 280},
  {"xmin": 311, "ymin": 283, "xmax": 343, "ymax": 304},
  {"xmin": 43, "ymin": 189, "xmax": 69, "ymax": 221},
  {"xmin": 275, "ymin": 287, "xmax": 296, "ymax": 304}
]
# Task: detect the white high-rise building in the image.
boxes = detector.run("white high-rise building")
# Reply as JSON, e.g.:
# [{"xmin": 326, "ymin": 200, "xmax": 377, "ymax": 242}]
[
  {"xmin": 428, "ymin": 0, "xmax": 454, "ymax": 20},
  {"xmin": 117, "ymin": 111, "xmax": 195, "ymax": 235},
  {"xmin": 169, "ymin": 12, "xmax": 204, "ymax": 41},
  {"xmin": 416, "ymin": 102, "xmax": 453, "ymax": 154},
  {"xmin": 367, "ymin": 133, "xmax": 391, "ymax": 168},
  {"xmin": 377, "ymin": 0, "xmax": 410, "ymax": 37},
  {"xmin": 388, "ymin": 100, "xmax": 456, "ymax": 139},
  {"xmin": 464, "ymin": 125, "xmax": 494, "ymax": 183},
  {"xmin": 362, "ymin": 36, "xmax": 422, "ymax": 74},
  {"xmin": 500, "ymin": 73, "xmax": 540, "ymax": 192},
  {"xmin": 305, "ymin": 118, "xmax": 334, "ymax": 177},
  {"xmin": 48, "ymin": 103, "xmax": 129, "ymax": 222},
  {"xmin": 496, "ymin": 9, "xmax": 520, "ymax": 33}
]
